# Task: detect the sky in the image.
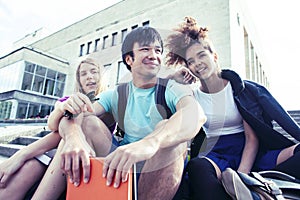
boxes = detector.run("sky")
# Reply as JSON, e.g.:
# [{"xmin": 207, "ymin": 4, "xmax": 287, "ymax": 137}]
[{"xmin": 0, "ymin": 0, "xmax": 299, "ymax": 110}]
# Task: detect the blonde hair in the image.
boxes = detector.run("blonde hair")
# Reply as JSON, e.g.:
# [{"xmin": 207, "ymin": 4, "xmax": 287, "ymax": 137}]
[
  {"xmin": 75, "ymin": 58, "xmax": 105, "ymax": 95},
  {"xmin": 166, "ymin": 16, "xmax": 215, "ymax": 67}
]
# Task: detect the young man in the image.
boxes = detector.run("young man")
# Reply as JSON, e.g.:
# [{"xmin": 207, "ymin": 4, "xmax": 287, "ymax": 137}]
[{"xmin": 50, "ymin": 27, "xmax": 206, "ymax": 199}]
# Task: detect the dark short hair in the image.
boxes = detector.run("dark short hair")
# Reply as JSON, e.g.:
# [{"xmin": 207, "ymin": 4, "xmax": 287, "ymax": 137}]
[{"xmin": 121, "ymin": 26, "xmax": 163, "ymax": 71}]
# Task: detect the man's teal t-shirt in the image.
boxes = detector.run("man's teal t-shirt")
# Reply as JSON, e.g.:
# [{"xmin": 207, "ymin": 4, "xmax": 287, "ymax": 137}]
[{"xmin": 97, "ymin": 79, "xmax": 192, "ymax": 145}]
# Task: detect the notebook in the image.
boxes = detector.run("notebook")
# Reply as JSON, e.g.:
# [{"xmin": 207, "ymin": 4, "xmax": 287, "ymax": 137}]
[{"xmin": 66, "ymin": 158, "xmax": 136, "ymax": 200}]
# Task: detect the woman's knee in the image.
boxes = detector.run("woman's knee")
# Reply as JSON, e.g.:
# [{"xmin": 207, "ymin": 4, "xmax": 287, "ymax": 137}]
[{"xmin": 82, "ymin": 115, "xmax": 110, "ymax": 137}]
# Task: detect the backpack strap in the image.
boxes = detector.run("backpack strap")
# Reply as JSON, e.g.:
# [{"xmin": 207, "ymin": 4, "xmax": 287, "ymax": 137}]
[
  {"xmin": 190, "ymin": 127, "xmax": 206, "ymax": 159},
  {"xmin": 116, "ymin": 78, "xmax": 172, "ymax": 138},
  {"xmin": 116, "ymin": 82, "xmax": 129, "ymax": 137},
  {"xmin": 155, "ymin": 78, "xmax": 172, "ymax": 119}
]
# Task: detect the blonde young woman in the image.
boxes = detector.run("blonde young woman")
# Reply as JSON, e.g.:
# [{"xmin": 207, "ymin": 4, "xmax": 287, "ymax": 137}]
[
  {"xmin": 0, "ymin": 58, "xmax": 114, "ymax": 200},
  {"xmin": 166, "ymin": 17, "xmax": 300, "ymax": 199}
]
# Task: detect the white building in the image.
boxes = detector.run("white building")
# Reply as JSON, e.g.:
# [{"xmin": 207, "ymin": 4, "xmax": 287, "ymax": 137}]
[{"xmin": 0, "ymin": 0, "xmax": 268, "ymax": 119}]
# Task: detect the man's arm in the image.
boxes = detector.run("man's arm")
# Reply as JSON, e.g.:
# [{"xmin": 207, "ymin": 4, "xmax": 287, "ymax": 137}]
[
  {"xmin": 103, "ymin": 95, "xmax": 206, "ymax": 187},
  {"xmin": 146, "ymin": 95, "xmax": 205, "ymax": 148}
]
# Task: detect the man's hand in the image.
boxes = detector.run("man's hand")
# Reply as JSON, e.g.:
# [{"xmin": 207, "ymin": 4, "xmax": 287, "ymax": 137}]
[
  {"xmin": 102, "ymin": 138, "xmax": 159, "ymax": 188},
  {"xmin": 60, "ymin": 131, "xmax": 96, "ymax": 187}
]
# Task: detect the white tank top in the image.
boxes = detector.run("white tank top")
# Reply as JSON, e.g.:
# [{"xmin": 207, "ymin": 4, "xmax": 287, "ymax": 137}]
[{"xmin": 193, "ymin": 82, "xmax": 244, "ymax": 138}]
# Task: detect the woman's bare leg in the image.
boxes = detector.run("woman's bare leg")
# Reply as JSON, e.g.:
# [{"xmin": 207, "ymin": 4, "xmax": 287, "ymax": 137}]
[
  {"xmin": 0, "ymin": 159, "xmax": 46, "ymax": 200},
  {"xmin": 32, "ymin": 140, "xmax": 67, "ymax": 200}
]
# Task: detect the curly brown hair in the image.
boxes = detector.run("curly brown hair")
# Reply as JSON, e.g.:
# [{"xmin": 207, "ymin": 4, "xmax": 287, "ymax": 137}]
[{"xmin": 165, "ymin": 16, "xmax": 214, "ymax": 67}]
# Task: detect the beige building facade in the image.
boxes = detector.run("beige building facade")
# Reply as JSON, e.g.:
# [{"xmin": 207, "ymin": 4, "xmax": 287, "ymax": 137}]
[{"xmin": 0, "ymin": 0, "xmax": 268, "ymax": 119}]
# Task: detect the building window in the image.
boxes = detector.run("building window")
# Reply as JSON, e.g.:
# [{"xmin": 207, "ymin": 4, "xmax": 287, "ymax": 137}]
[
  {"xmin": 32, "ymin": 75, "xmax": 45, "ymax": 93},
  {"xmin": 112, "ymin": 32, "xmax": 118, "ymax": 46},
  {"xmin": 121, "ymin": 29, "xmax": 128, "ymax": 42},
  {"xmin": 117, "ymin": 61, "xmax": 128, "ymax": 84},
  {"xmin": 25, "ymin": 62, "xmax": 35, "ymax": 73},
  {"xmin": 54, "ymin": 72, "xmax": 66, "ymax": 97},
  {"xmin": 142, "ymin": 21, "xmax": 150, "ymax": 27},
  {"xmin": 0, "ymin": 101, "xmax": 12, "ymax": 119},
  {"xmin": 22, "ymin": 73, "xmax": 34, "ymax": 91},
  {"xmin": 36, "ymin": 65, "xmax": 46, "ymax": 76},
  {"xmin": 21, "ymin": 61, "xmax": 66, "ymax": 97},
  {"xmin": 79, "ymin": 44, "xmax": 85, "ymax": 56},
  {"xmin": 87, "ymin": 41, "xmax": 92, "ymax": 54},
  {"xmin": 102, "ymin": 35, "xmax": 108, "ymax": 49},
  {"xmin": 94, "ymin": 38, "xmax": 100, "ymax": 52},
  {"xmin": 102, "ymin": 64, "xmax": 112, "ymax": 88},
  {"xmin": 132, "ymin": 25, "xmax": 138, "ymax": 30}
]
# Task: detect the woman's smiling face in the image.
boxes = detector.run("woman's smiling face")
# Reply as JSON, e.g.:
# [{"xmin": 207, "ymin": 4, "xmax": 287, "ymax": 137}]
[{"xmin": 185, "ymin": 43, "xmax": 218, "ymax": 80}]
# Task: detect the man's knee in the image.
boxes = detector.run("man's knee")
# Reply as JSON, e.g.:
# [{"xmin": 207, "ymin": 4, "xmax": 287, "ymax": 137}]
[{"xmin": 138, "ymin": 160, "xmax": 183, "ymax": 199}]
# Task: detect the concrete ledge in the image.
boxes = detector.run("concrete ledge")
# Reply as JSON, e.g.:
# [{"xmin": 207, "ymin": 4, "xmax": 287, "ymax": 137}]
[
  {"xmin": 0, "ymin": 125, "xmax": 48, "ymax": 144},
  {"xmin": 0, "ymin": 119, "xmax": 48, "ymax": 124},
  {"xmin": 10, "ymin": 136, "xmax": 42, "ymax": 145}
]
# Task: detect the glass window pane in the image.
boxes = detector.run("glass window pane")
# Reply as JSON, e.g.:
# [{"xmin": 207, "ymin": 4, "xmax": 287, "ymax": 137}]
[
  {"xmin": 25, "ymin": 62, "xmax": 35, "ymax": 73},
  {"xmin": 47, "ymin": 69, "xmax": 56, "ymax": 79},
  {"xmin": 121, "ymin": 29, "xmax": 127, "ymax": 42},
  {"xmin": 40, "ymin": 105, "xmax": 52, "ymax": 118},
  {"xmin": 21, "ymin": 72, "xmax": 33, "ymax": 90},
  {"xmin": 27, "ymin": 103, "xmax": 39, "ymax": 118},
  {"xmin": 32, "ymin": 76, "xmax": 44, "ymax": 93},
  {"xmin": 16, "ymin": 102, "xmax": 27, "ymax": 119},
  {"xmin": 112, "ymin": 32, "xmax": 118, "ymax": 46},
  {"xmin": 44, "ymin": 79, "xmax": 54, "ymax": 95},
  {"xmin": 0, "ymin": 101, "xmax": 12, "ymax": 119},
  {"xmin": 54, "ymin": 82, "xmax": 64, "ymax": 97},
  {"xmin": 117, "ymin": 61, "xmax": 129, "ymax": 84},
  {"xmin": 57, "ymin": 73, "xmax": 66, "ymax": 82},
  {"xmin": 36, "ymin": 65, "xmax": 46, "ymax": 76}
]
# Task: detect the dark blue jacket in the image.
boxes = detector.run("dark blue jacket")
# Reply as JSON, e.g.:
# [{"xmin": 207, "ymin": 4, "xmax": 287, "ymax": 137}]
[{"xmin": 221, "ymin": 69, "xmax": 300, "ymax": 150}]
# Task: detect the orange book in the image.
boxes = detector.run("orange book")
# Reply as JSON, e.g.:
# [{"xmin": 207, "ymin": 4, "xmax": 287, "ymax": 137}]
[{"xmin": 66, "ymin": 158, "xmax": 136, "ymax": 200}]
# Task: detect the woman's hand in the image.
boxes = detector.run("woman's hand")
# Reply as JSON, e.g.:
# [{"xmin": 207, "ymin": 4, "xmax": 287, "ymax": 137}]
[
  {"xmin": 168, "ymin": 67, "xmax": 197, "ymax": 84},
  {"xmin": 0, "ymin": 155, "xmax": 25, "ymax": 188}
]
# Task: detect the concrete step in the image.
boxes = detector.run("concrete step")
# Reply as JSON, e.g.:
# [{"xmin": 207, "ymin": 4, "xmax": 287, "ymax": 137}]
[
  {"xmin": 35, "ymin": 130, "xmax": 52, "ymax": 137},
  {"xmin": 0, "ymin": 130, "xmax": 51, "ymax": 158},
  {"xmin": 10, "ymin": 136, "xmax": 42, "ymax": 146},
  {"xmin": 272, "ymin": 110, "xmax": 300, "ymax": 130},
  {"xmin": 0, "ymin": 143, "xmax": 24, "ymax": 157}
]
